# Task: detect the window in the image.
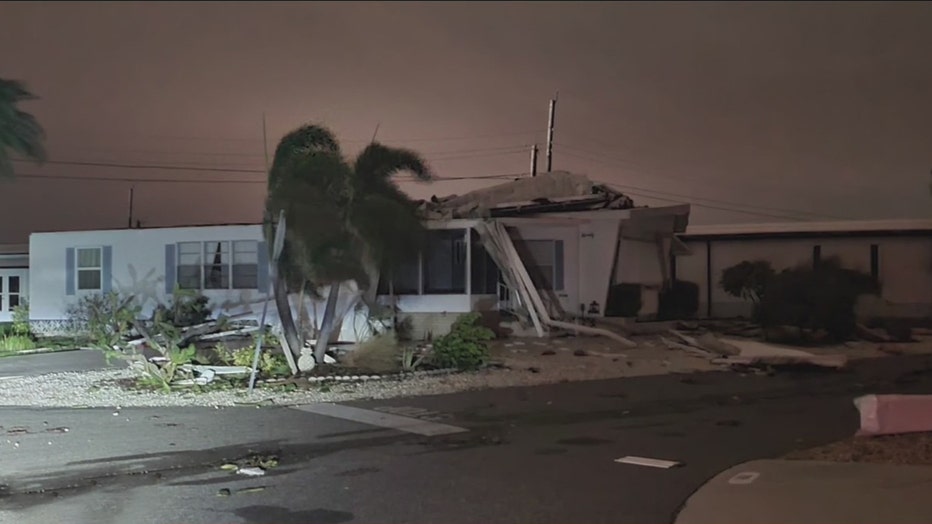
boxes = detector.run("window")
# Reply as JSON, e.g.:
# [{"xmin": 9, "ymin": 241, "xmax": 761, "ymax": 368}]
[
  {"xmin": 232, "ymin": 240, "xmax": 259, "ymax": 289},
  {"xmin": 177, "ymin": 242, "xmax": 202, "ymax": 290},
  {"xmin": 8, "ymin": 276, "xmax": 20, "ymax": 309},
  {"xmin": 177, "ymin": 240, "xmax": 259, "ymax": 290},
  {"xmin": 76, "ymin": 247, "xmax": 102, "ymax": 291},
  {"xmin": 377, "ymin": 252, "xmax": 420, "ymax": 295},
  {"xmin": 203, "ymin": 241, "xmax": 230, "ymax": 289},
  {"xmin": 518, "ymin": 239, "xmax": 564, "ymax": 291},
  {"xmin": 470, "ymin": 230, "xmax": 500, "ymax": 294},
  {"xmin": 423, "ymin": 229, "xmax": 467, "ymax": 294}
]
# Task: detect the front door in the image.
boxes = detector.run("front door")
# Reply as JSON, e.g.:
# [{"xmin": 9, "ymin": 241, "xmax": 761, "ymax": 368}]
[{"xmin": 0, "ymin": 272, "xmax": 26, "ymax": 322}]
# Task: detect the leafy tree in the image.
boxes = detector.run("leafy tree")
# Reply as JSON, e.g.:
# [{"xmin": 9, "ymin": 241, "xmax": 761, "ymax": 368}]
[
  {"xmin": 0, "ymin": 79, "xmax": 46, "ymax": 178},
  {"xmin": 265, "ymin": 124, "xmax": 432, "ymax": 366}
]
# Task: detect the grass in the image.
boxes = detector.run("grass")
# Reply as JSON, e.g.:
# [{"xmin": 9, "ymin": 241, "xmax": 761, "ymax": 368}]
[
  {"xmin": 0, "ymin": 334, "xmax": 38, "ymax": 355},
  {"xmin": 786, "ymin": 432, "xmax": 932, "ymax": 466}
]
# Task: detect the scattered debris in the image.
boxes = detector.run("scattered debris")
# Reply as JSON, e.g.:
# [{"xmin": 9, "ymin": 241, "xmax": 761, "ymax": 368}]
[
  {"xmin": 573, "ymin": 350, "xmax": 589, "ymax": 357},
  {"xmin": 527, "ymin": 366, "xmax": 541, "ymax": 374},
  {"xmin": 541, "ymin": 350, "xmax": 557, "ymax": 356},
  {"xmin": 236, "ymin": 467, "xmax": 266, "ymax": 477},
  {"xmin": 220, "ymin": 463, "xmax": 239, "ymax": 471},
  {"xmin": 614, "ymin": 456, "xmax": 682, "ymax": 469},
  {"xmin": 854, "ymin": 394, "xmax": 932, "ymax": 437},
  {"xmin": 217, "ymin": 488, "xmax": 232, "ymax": 497},
  {"xmin": 856, "ymin": 324, "xmax": 892, "ymax": 343}
]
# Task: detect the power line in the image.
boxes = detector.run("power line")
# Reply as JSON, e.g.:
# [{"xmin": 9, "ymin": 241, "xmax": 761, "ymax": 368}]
[
  {"xmin": 9, "ymin": 171, "xmax": 522, "ymax": 185},
  {"xmin": 557, "ymin": 148, "xmax": 845, "ymax": 220},
  {"xmin": 600, "ymin": 182, "xmax": 814, "ymax": 221}
]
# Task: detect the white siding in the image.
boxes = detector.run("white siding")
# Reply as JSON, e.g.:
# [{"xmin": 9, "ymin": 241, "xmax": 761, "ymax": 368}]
[{"xmin": 29, "ymin": 225, "xmax": 268, "ymax": 322}]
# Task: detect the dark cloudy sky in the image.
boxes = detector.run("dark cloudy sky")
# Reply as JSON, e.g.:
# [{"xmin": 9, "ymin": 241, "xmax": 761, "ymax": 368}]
[{"xmin": 2, "ymin": 1, "xmax": 931, "ymax": 243}]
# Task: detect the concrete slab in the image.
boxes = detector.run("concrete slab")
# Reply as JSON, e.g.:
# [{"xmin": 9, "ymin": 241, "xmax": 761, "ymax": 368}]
[{"xmin": 675, "ymin": 459, "xmax": 932, "ymax": 524}]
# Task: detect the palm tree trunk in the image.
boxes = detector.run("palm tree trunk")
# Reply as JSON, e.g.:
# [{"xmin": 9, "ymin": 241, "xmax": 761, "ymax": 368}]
[
  {"xmin": 273, "ymin": 272, "xmax": 302, "ymax": 372},
  {"xmin": 314, "ymin": 282, "xmax": 341, "ymax": 364}
]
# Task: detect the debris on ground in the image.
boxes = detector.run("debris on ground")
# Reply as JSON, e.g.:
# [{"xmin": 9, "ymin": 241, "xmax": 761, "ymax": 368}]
[
  {"xmin": 661, "ymin": 329, "xmax": 848, "ymax": 371},
  {"xmin": 614, "ymin": 456, "xmax": 682, "ymax": 469},
  {"xmin": 236, "ymin": 467, "xmax": 265, "ymax": 477}
]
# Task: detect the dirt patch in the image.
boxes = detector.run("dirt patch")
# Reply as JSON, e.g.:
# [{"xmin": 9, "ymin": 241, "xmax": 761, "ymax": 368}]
[{"xmin": 786, "ymin": 432, "xmax": 932, "ymax": 466}]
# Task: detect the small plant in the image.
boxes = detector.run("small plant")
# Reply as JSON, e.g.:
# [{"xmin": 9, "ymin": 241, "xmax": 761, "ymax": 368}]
[
  {"xmin": 342, "ymin": 333, "xmax": 403, "ymax": 374},
  {"xmin": 657, "ymin": 280, "xmax": 700, "ymax": 320},
  {"xmin": 11, "ymin": 301, "xmax": 33, "ymax": 337},
  {"xmin": 430, "ymin": 313, "xmax": 495, "ymax": 371},
  {"xmin": 152, "ymin": 287, "xmax": 212, "ymax": 327},
  {"xmin": 400, "ymin": 345, "xmax": 430, "ymax": 372},
  {"xmin": 66, "ymin": 291, "xmax": 141, "ymax": 359},
  {"xmin": 136, "ymin": 345, "xmax": 197, "ymax": 392},
  {"xmin": 219, "ymin": 332, "xmax": 290, "ymax": 378}
]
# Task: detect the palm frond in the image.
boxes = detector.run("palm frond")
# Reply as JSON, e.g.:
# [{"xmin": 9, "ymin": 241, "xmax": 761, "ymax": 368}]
[
  {"xmin": 353, "ymin": 142, "xmax": 433, "ymax": 185},
  {"xmin": 0, "ymin": 78, "xmax": 46, "ymax": 177}
]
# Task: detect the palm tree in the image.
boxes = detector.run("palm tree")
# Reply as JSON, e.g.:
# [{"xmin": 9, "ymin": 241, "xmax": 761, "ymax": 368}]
[
  {"xmin": 0, "ymin": 79, "xmax": 46, "ymax": 178},
  {"xmin": 266, "ymin": 124, "xmax": 432, "ymax": 366}
]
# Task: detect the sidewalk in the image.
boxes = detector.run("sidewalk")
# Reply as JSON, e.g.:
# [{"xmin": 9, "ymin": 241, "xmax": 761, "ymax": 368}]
[{"xmin": 675, "ymin": 458, "xmax": 932, "ymax": 524}]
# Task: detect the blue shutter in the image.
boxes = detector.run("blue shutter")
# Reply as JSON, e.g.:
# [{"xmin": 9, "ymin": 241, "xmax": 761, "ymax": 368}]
[
  {"xmin": 554, "ymin": 240, "xmax": 564, "ymax": 291},
  {"xmin": 164, "ymin": 244, "xmax": 176, "ymax": 294},
  {"xmin": 65, "ymin": 248, "xmax": 76, "ymax": 296},
  {"xmin": 102, "ymin": 246, "xmax": 113, "ymax": 293},
  {"xmin": 257, "ymin": 241, "xmax": 270, "ymax": 293}
]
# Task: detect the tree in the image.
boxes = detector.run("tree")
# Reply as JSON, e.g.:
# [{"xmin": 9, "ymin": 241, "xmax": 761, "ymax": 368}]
[
  {"xmin": 720, "ymin": 260, "xmax": 775, "ymax": 305},
  {"xmin": 0, "ymin": 79, "xmax": 46, "ymax": 178},
  {"xmin": 265, "ymin": 124, "xmax": 432, "ymax": 367}
]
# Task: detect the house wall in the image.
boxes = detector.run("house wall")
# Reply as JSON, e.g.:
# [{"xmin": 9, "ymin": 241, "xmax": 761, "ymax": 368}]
[
  {"xmin": 678, "ymin": 234, "xmax": 932, "ymax": 319},
  {"xmin": 577, "ymin": 219, "xmax": 620, "ymax": 316},
  {"xmin": 29, "ymin": 225, "xmax": 270, "ymax": 332},
  {"xmin": 509, "ymin": 223, "xmax": 580, "ymax": 316}
]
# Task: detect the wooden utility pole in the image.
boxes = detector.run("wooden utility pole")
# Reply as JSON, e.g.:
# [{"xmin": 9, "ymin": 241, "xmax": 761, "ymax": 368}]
[
  {"xmin": 127, "ymin": 186, "xmax": 135, "ymax": 228},
  {"xmin": 545, "ymin": 92, "xmax": 558, "ymax": 172},
  {"xmin": 530, "ymin": 144, "xmax": 539, "ymax": 177}
]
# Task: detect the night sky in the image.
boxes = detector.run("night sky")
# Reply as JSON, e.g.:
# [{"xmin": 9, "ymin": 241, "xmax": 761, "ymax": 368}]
[{"xmin": 1, "ymin": 1, "xmax": 930, "ymax": 244}]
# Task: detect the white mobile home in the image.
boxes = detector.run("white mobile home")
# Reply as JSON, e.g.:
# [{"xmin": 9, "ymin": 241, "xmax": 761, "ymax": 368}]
[
  {"xmin": 24, "ymin": 172, "xmax": 692, "ymax": 340},
  {"xmin": 676, "ymin": 219, "xmax": 932, "ymax": 320}
]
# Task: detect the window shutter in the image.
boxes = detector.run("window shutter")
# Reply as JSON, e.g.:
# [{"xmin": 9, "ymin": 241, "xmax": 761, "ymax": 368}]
[
  {"xmin": 65, "ymin": 248, "xmax": 76, "ymax": 296},
  {"xmin": 102, "ymin": 246, "xmax": 113, "ymax": 293},
  {"xmin": 164, "ymin": 244, "xmax": 176, "ymax": 294},
  {"xmin": 554, "ymin": 240, "xmax": 565, "ymax": 291},
  {"xmin": 257, "ymin": 241, "xmax": 270, "ymax": 293}
]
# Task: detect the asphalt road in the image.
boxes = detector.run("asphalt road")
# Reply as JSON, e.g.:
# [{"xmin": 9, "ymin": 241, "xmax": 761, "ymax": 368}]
[
  {"xmin": 0, "ymin": 349, "xmax": 121, "ymax": 377},
  {"xmin": 1, "ymin": 353, "xmax": 931, "ymax": 524}
]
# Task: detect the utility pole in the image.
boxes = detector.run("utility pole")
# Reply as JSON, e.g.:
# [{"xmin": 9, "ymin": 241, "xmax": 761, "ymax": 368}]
[
  {"xmin": 545, "ymin": 92, "xmax": 558, "ymax": 172},
  {"xmin": 127, "ymin": 186, "xmax": 135, "ymax": 228},
  {"xmin": 530, "ymin": 144, "xmax": 539, "ymax": 177}
]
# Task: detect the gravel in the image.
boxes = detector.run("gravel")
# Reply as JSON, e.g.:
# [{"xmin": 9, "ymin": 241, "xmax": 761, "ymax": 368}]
[{"xmin": 0, "ymin": 354, "xmax": 701, "ymax": 408}]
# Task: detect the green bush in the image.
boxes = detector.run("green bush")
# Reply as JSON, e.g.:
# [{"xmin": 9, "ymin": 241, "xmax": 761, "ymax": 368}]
[
  {"xmin": 605, "ymin": 283, "xmax": 642, "ymax": 317},
  {"xmin": 758, "ymin": 257, "xmax": 879, "ymax": 343},
  {"xmin": 153, "ymin": 288, "xmax": 212, "ymax": 327},
  {"xmin": 65, "ymin": 291, "xmax": 140, "ymax": 352},
  {"xmin": 658, "ymin": 280, "xmax": 700, "ymax": 320},
  {"xmin": 430, "ymin": 313, "xmax": 495, "ymax": 370}
]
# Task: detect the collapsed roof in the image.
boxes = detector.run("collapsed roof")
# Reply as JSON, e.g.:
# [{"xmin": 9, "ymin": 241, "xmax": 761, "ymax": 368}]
[{"xmin": 419, "ymin": 171, "xmax": 636, "ymax": 219}]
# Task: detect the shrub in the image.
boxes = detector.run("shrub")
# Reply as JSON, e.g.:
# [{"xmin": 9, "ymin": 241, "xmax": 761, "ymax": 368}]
[
  {"xmin": 342, "ymin": 333, "xmax": 404, "ymax": 374},
  {"xmin": 658, "ymin": 280, "xmax": 700, "ymax": 320},
  {"xmin": 153, "ymin": 288, "xmax": 212, "ymax": 328},
  {"xmin": 605, "ymin": 283, "xmax": 643, "ymax": 317},
  {"xmin": 430, "ymin": 313, "xmax": 495, "ymax": 370},
  {"xmin": 720, "ymin": 260, "xmax": 775, "ymax": 305},
  {"xmin": 758, "ymin": 257, "xmax": 879, "ymax": 343},
  {"xmin": 65, "ymin": 291, "xmax": 140, "ymax": 352},
  {"xmin": 11, "ymin": 301, "xmax": 34, "ymax": 338}
]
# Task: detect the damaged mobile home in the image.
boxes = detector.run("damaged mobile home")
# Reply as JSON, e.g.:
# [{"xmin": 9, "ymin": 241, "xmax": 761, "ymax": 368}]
[{"xmin": 24, "ymin": 171, "xmax": 690, "ymax": 344}]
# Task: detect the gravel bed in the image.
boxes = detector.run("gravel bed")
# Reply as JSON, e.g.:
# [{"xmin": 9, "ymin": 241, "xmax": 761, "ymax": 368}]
[{"xmin": 0, "ymin": 356, "xmax": 693, "ymax": 408}]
